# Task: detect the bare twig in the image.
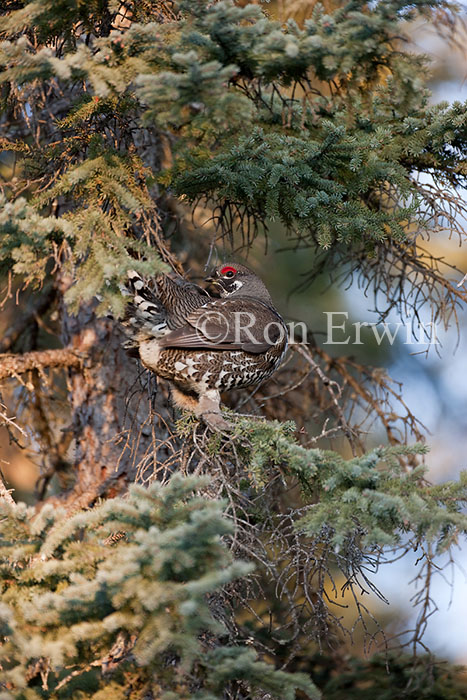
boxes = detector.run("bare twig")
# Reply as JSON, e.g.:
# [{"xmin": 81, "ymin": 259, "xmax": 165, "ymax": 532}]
[
  {"xmin": 294, "ymin": 344, "xmax": 360, "ymax": 453},
  {"xmin": 0, "ymin": 473, "xmax": 15, "ymax": 505},
  {"xmin": 0, "ymin": 401, "xmax": 26, "ymax": 437}
]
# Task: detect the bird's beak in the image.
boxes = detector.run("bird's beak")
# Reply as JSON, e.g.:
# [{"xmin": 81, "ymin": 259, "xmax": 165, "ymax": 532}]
[{"xmin": 204, "ymin": 274, "xmax": 219, "ymax": 285}]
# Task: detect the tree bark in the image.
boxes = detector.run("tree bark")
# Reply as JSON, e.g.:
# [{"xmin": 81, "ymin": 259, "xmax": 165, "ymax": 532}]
[{"xmin": 58, "ymin": 303, "xmax": 176, "ymax": 509}]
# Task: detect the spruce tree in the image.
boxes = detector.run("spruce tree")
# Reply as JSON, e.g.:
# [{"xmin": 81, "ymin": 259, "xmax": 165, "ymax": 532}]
[{"xmin": 1, "ymin": 1, "xmax": 467, "ymax": 698}]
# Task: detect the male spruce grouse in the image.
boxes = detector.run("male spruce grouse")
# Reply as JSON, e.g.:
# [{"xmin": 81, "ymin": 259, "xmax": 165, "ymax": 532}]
[{"xmin": 124, "ymin": 263, "xmax": 288, "ymax": 429}]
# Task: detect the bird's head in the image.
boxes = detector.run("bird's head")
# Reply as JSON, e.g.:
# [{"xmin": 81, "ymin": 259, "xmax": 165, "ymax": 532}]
[{"xmin": 205, "ymin": 263, "xmax": 272, "ymax": 304}]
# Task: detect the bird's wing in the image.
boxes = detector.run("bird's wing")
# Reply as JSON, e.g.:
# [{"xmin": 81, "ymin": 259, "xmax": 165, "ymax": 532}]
[
  {"xmin": 124, "ymin": 270, "xmax": 210, "ymax": 339},
  {"xmin": 158, "ymin": 298, "xmax": 286, "ymax": 354}
]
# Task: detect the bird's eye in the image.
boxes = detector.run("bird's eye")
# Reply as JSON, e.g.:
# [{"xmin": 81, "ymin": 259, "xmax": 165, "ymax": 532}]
[{"xmin": 220, "ymin": 266, "xmax": 237, "ymax": 278}]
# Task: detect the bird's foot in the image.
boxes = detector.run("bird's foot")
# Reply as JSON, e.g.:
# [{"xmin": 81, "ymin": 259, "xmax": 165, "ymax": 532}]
[
  {"xmin": 201, "ymin": 410, "xmax": 232, "ymax": 432},
  {"xmin": 196, "ymin": 389, "xmax": 231, "ymax": 432}
]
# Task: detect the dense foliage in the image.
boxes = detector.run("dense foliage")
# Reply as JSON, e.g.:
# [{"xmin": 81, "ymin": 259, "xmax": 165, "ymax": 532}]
[{"xmin": 0, "ymin": 476, "xmax": 318, "ymax": 699}]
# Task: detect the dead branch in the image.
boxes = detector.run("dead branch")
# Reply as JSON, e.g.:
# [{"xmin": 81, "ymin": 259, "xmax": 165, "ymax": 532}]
[{"xmin": 0, "ymin": 347, "xmax": 83, "ymax": 381}]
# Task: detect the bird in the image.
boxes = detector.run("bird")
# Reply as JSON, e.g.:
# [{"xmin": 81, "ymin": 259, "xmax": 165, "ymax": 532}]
[{"xmin": 123, "ymin": 263, "xmax": 288, "ymax": 430}]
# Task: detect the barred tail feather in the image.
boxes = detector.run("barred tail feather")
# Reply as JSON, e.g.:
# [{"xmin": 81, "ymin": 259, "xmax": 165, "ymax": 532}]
[{"xmin": 124, "ymin": 270, "xmax": 168, "ymax": 340}]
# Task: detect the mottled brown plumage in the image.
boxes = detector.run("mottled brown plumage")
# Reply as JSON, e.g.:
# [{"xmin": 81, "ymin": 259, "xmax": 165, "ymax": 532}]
[{"xmin": 124, "ymin": 263, "xmax": 288, "ymax": 429}]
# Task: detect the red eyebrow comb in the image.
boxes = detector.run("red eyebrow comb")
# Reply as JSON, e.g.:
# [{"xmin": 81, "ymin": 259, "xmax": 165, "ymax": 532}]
[{"xmin": 220, "ymin": 265, "xmax": 237, "ymax": 275}]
